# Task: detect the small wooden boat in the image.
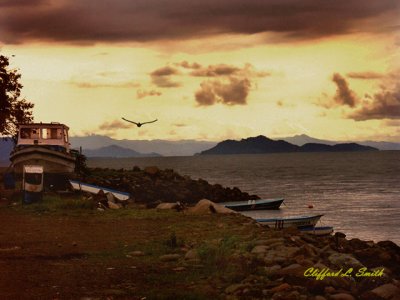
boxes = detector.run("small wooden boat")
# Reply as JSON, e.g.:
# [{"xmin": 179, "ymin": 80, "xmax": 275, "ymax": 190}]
[
  {"xmin": 69, "ymin": 180, "xmax": 130, "ymax": 201},
  {"xmin": 220, "ymin": 198, "xmax": 284, "ymax": 211},
  {"xmin": 300, "ymin": 226, "xmax": 334, "ymax": 236},
  {"xmin": 256, "ymin": 214, "xmax": 323, "ymax": 229}
]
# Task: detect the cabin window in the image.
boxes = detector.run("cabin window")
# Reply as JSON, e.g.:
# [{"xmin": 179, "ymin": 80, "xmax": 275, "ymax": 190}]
[
  {"xmin": 25, "ymin": 173, "xmax": 42, "ymax": 185},
  {"xmin": 41, "ymin": 128, "xmax": 62, "ymax": 139},
  {"xmin": 20, "ymin": 128, "xmax": 39, "ymax": 139},
  {"xmin": 63, "ymin": 129, "xmax": 68, "ymax": 143}
]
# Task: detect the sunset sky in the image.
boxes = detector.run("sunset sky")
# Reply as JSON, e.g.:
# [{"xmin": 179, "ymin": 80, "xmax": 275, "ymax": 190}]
[{"xmin": 1, "ymin": 0, "xmax": 399, "ymax": 142}]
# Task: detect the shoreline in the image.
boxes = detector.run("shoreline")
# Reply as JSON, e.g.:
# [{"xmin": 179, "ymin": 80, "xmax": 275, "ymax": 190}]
[{"xmin": 0, "ymin": 166, "xmax": 399, "ymax": 298}]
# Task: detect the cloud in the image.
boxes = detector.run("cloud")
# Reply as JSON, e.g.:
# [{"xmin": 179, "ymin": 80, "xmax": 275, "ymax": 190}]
[
  {"xmin": 136, "ymin": 89, "xmax": 162, "ymax": 99},
  {"xmin": 99, "ymin": 120, "xmax": 131, "ymax": 130},
  {"xmin": 332, "ymin": 73, "xmax": 359, "ymax": 107},
  {"xmin": 195, "ymin": 77, "xmax": 251, "ymax": 106},
  {"xmin": 71, "ymin": 81, "xmax": 139, "ymax": 88},
  {"xmin": 1, "ymin": 0, "xmax": 398, "ymax": 44},
  {"xmin": 189, "ymin": 63, "xmax": 270, "ymax": 78},
  {"xmin": 150, "ymin": 66, "xmax": 181, "ymax": 88},
  {"xmin": 349, "ymin": 85, "xmax": 400, "ymax": 120},
  {"xmin": 175, "ymin": 61, "xmax": 202, "ymax": 69},
  {"xmin": 347, "ymin": 72, "xmax": 385, "ymax": 80},
  {"xmin": 69, "ymin": 71, "xmax": 140, "ymax": 88}
]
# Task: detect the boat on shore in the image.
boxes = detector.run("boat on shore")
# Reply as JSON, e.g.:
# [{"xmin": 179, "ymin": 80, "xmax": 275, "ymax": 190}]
[
  {"xmin": 10, "ymin": 122, "xmax": 76, "ymax": 175},
  {"xmin": 300, "ymin": 226, "xmax": 334, "ymax": 236},
  {"xmin": 256, "ymin": 214, "xmax": 323, "ymax": 229},
  {"xmin": 69, "ymin": 180, "xmax": 130, "ymax": 201},
  {"xmin": 220, "ymin": 198, "xmax": 284, "ymax": 211}
]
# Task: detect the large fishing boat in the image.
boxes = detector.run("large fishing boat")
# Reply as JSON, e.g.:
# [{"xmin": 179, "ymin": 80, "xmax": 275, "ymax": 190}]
[{"xmin": 10, "ymin": 122, "xmax": 77, "ymax": 176}]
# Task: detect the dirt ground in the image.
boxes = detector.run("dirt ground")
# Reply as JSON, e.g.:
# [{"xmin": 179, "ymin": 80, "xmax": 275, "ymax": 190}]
[{"xmin": 0, "ymin": 203, "xmax": 257, "ymax": 300}]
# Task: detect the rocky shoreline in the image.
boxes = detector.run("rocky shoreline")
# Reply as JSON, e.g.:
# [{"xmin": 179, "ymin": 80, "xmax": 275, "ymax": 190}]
[
  {"xmin": 79, "ymin": 166, "xmax": 259, "ymax": 207},
  {"xmin": 77, "ymin": 167, "xmax": 400, "ymax": 299},
  {"xmin": 220, "ymin": 223, "xmax": 400, "ymax": 300}
]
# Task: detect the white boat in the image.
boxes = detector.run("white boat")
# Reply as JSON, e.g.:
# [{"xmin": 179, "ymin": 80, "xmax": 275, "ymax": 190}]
[
  {"xmin": 220, "ymin": 198, "xmax": 284, "ymax": 211},
  {"xmin": 256, "ymin": 214, "xmax": 323, "ymax": 229},
  {"xmin": 69, "ymin": 180, "xmax": 130, "ymax": 201},
  {"xmin": 10, "ymin": 122, "xmax": 76, "ymax": 174}
]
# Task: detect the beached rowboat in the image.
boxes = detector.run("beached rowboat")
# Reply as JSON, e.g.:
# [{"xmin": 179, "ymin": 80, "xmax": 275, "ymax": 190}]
[
  {"xmin": 256, "ymin": 214, "xmax": 323, "ymax": 229},
  {"xmin": 300, "ymin": 226, "xmax": 334, "ymax": 236},
  {"xmin": 69, "ymin": 180, "xmax": 130, "ymax": 201},
  {"xmin": 220, "ymin": 198, "xmax": 284, "ymax": 211}
]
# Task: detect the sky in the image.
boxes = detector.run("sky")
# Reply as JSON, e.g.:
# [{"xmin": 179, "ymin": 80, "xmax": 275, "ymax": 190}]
[{"xmin": 1, "ymin": 0, "xmax": 399, "ymax": 142}]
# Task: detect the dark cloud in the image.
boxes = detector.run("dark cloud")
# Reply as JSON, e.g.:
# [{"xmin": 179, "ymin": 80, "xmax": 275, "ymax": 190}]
[
  {"xmin": 136, "ymin": 89, "xmax": 162, "ymax": 99},
  {"xmin": 99, "ymin": 120, "xmax": 131, "ymax": 130},
  {"xmin": 175, "ymin": 61, "xmax": 202, "ymax": 69},
  {"xmin": 347, "ymin": 72, "xmax": 385, "ymax": 79},
  {"xmin": 349, "ymin": 85, "xmax": 400, "ymax": 120},
  {"xmin": 195, "ymin": 77, "xmax": 251, "ymax": 106},
  {"xmin": 150, "ymin": 66, "xmax": 181, "ymax": 88},
  {"xmin": 332, "ymin": 73, "xmax": 359, "ymax": 107},
  {"xmin": 189, "ymin": 63, "xmax": 270, "ymax": 78},
  {"xmin": 0, "ymin": 0, "xmax": 398, "ymax": 44},
  {"xmin": 191, "ymin": 64, "xmax": 241, "ymax": 77}
]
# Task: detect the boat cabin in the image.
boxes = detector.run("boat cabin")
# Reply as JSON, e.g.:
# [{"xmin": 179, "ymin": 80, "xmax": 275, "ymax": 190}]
[{"xmin": 17, "ymin": 123, "xmax": 71, "ymax": 152}]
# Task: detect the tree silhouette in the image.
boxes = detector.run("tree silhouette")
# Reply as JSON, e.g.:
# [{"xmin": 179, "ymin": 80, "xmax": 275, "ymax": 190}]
[{"xmin": 0, "ymin": 55, "xmax": 34, "ymax": 141}]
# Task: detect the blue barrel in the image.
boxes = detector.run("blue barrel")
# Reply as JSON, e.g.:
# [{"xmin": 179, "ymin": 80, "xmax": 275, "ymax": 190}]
[{"xmin": 23, "ymin": 191, "xmax": 42, "ymax": 204}]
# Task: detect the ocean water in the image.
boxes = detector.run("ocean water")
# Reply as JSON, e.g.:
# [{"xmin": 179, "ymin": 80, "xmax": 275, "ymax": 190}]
[{"xmin": 88, "ymin": 151, "xmax": 400, "ymax": 245}]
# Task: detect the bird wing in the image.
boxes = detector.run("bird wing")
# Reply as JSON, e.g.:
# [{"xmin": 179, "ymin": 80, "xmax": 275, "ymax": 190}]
[
  {"xmin": 141, "ymin": 119, "xmax": 158, "ymax": 125},
  {"xmin": 121, "ymin": 117, "xmax": 139, "ymax": 125}
]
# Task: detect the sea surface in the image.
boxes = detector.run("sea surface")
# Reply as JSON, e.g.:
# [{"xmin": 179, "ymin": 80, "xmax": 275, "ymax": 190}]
[{"xmin": 88, "ymin": 151, "xmax": 400, "ymax": 245}]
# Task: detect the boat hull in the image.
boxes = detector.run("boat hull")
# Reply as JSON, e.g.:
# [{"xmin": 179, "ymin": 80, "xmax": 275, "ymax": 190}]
[
  {"xmin": 69, "ymin": 180, "xmax": 130, "ymax": 201},
  {"xmin": 256, "ymin": 215, "xmax": 323, "ymax": 229},
  {"xmin": 221, "ymin": 198, "xmax": 284, "ymax": 211},
  {"xmin": 10, "ymin": 146, "xmax": 76, "ymax": 174}
]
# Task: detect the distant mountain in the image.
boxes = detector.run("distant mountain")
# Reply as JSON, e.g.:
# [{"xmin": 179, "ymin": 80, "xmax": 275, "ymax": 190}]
[
  {"xmin": 70, "ymin": 135, "xmax": 217, "ymax": 157},
  {"xmin": 278, "ymin": 134, "xmax": 337, "ymax": 146},
  {"xmin": 83, "ymin": 145, "xmax": 161, "ymax": 158},
  {"xmin": 300, "ymin": 143, "xmax": 377, "ymax": 152},
  {"xmin": 278, "ymin": 134, "xmax": 400, "ymax": 150},
  {"xmin": 200, "ymin": 135, "xmax": 378, "ymax": 155},
  {"xmin": 201, "ymin": 136, "xmax": 299, "ymax": 155}
]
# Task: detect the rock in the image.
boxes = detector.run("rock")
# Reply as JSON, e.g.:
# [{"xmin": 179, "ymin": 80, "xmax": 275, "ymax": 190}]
[
  {"xmin": 270, "ymin": 283, "xmax": 291, "ymax": 293},
  {"xmin": 129, "ymin": 251, "xmax": 145, "ymax": 256},
  {"xmin": 187, "ymin": 199, "xmax": 236, "ymax": 214},
  {"xmin": 275, "ymin": 264, "xmax": 304, "ymax": 276},
  {"xmin": 159, "ymin": 254, "xmax": 181, "ymax": 262},
  {"xmin": 329, "ymin": 293, "xmax": 355, "ymax": 300},
  {"xmin": 107, "ymin": 200, "xmax": 121, "ymax": 209},
  {"xmin": 144, "ymin": 166, "xmax": 159, "ymax": 175},
  {"xmin": 156, "ymin": 202, "xmax": 181, "ymax": 210},
  {"xmin": 328, "ymin": 253, "xmax": 364, "ymax": 269},
  {"xmin": 315, "ymin": 296, "xmax": 327, "ymax": 300},
  {"xmin": 251, "ymin": 245, "xmax": 268, "ymax": 254},
  {"xmin": 265, "ymin": 265, "xmax": 282, "ymax": 275},
  {"xmin": 369, "ymin": 283, "xmax": 400, "ymax": 300},
  {"xmin": 184, "ymin": 249, "xmax": 199, "ymax": 260},
  {"xmin": 225, "ymin": 283, "xmax": 248, "ymax": 294}
]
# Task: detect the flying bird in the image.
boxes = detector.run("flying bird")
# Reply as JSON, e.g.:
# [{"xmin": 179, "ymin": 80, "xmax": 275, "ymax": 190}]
[{"xmin": 122, "ymin": 117, "xmax": 158, "ymax": 127}]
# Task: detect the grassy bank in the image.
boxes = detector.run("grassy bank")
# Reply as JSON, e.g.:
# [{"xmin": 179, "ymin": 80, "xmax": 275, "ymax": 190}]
[{"xmin": 0, "ymin": 193, "xmax": 267, "ymax": 299}]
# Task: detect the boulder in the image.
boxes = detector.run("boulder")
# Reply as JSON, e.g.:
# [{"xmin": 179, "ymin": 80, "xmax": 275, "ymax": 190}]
[
  {"xmin": 330, "ymin": 293, "xmax": 355, "ymax": 300},
  {"xmin": 144, "ymin": 166, "xmax": 159, "ymax": 175},
  {"xmin": 159, "ymin": 254, "xmax": 181, "ymax": 262},
  {"xmin": 369, "ymin": 283, "xmax": 400, "ymax": 300},
  {"xmin": 156, "ymin": 202, "xmax": 181, "ymax": 210},
  {"xmin": 187, "ymin": 199, "xmax": 236, "ymax": 214},
  {"xmin": 328, "ymin": 253, "xmax": 364, "ymax": 269}
]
